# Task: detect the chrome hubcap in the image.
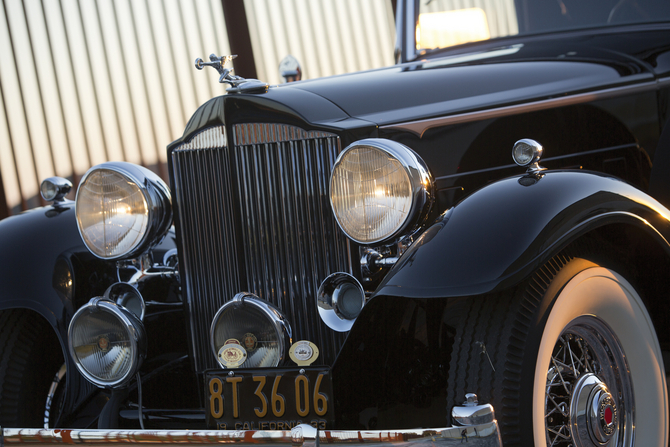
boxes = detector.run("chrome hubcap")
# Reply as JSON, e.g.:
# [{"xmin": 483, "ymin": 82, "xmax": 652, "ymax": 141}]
[
  {"xmin": 544, "ymin": 316, "xmax": 632, "ymax": 447},
  {"xmin": 590, "ymin": 385, "xmax": 617, "ymax": 442},
  {"xmin": 570, "ymin": 374, "xmax": 619, "ymax": 445}
]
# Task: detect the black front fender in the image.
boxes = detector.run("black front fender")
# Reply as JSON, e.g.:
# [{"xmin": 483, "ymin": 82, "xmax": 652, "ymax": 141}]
[
  {"xmin": 375, "ymin": 170, "xmax": 670, "ymax": 298},
  {"xmin": 0, "ymin": 203, "xmax": 85, "ymax": 327}
]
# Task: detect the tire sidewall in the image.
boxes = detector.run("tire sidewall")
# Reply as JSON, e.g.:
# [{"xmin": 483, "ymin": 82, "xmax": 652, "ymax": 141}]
[{"xmin": 531, "ymin": 261, "xmax": 668, "ymax": 447}]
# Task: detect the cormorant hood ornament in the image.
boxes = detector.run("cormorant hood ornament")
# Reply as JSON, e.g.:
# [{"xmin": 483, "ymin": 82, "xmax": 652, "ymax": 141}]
[{"xmin": 195, "ymin": 54, "xmax": 268, "ymax": 94}]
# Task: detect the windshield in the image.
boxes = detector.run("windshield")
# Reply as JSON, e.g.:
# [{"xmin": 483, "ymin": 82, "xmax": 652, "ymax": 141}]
[{"xmin": 416, "ymin": 0, "xmax": 670, "ymax": 53}]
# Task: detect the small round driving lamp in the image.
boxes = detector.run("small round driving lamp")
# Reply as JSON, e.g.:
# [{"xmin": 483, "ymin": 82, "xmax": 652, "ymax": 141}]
[
  {"xmin": 68, "ymin": 298, "xmax": 146, "ymax": 388},
  {"xmin": 75, "ymin": 162, "xmax": 172, "ymax": 260},
  {"xmin": 210, "ymin": 293, "xmax": 292, "ymax": 368},
  {"xmin": 330, "ymin": 138, "xmax": 433, "ymax": 245},
  {"xmin": 317, "ymin": 273, "xmax": 366, "ymax": 332},
  {"xmin": 512, "ymin": 139, "xmax": 543, "ymax": 167},
  {"xmin": 40, "ymin": 177, "xmax": 72, "ymax": 202}
]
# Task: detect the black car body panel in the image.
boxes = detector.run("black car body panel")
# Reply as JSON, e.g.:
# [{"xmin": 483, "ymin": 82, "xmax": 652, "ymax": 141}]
[{"xmin": 375, "ymin": 170, "xmax": 670, "ymax": 298}]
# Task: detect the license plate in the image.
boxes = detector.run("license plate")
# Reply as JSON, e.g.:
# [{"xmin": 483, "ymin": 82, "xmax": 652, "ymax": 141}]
[{"xmin": 205, "ymin": 367, "xmax": 334, "ymax": 430}]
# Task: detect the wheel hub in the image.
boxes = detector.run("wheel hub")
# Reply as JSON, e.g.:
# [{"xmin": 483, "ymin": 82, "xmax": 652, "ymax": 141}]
[
  {"xmin": 570, "ymin": 373, "xmax": 619, "ymax": 446},
  {"xmin": 591, "ymin": 387, "xmax": 618, "ymax": 442},
  {"xmin": 545, "ymin": 320, "xmax": 632, "ymax": 447}
]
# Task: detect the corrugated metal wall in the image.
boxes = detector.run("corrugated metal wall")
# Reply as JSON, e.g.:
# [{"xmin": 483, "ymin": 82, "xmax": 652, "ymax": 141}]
[
  {"xmin": 0, "ymin": 0, "xmax": 395, "ymax": 217},
  {"xmin": 246, "ymin": 0, "xmax": 395, "ymax": 85}
]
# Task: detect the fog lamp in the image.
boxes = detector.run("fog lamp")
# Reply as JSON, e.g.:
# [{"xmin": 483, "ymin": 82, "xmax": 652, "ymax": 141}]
[
  {"xmin": 210, "ymin": 293, "xmax": 292, "ymax": 368},
  {"xmin": 317, "ymin": 273, "xmax": 366, "ymax": 332},
  {"xmin": 68, "ymin": 298, "xmax": 146, "ymax": 388}
]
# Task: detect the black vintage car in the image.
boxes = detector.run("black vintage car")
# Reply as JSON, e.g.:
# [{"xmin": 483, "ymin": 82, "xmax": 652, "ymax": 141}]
[{"xmin": 1, "ymin": 1, "xmax": 669, "ymax": 446}]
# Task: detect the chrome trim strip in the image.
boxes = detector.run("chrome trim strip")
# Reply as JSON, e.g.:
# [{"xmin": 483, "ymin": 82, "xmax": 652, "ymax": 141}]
[
  {"xmin": 382, "ymin": 79, "xmax": 669, "ymax": 138},
  {"xmin": 1, "ymin": 422, "xmax": 502, "ymax": 446}
]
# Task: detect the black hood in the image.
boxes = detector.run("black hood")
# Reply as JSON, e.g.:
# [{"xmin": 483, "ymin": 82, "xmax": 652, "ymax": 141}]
[{"xmin": 273, "ymin": 27, "xmax": 667, "ymax": 126}]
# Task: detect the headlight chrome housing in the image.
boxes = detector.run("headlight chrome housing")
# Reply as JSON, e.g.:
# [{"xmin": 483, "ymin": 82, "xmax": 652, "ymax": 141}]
[
  {"xmin": 75, "ymin": 162, "xmax": 172, "ymax": 260},
  {"xmin": 210, "ymin": 293, "xmax": 292, "ymax": 369},
  {"xmin": 68, "ymin": 298, "xmax": 146, "ymax": 388},
  {"xmin": 330, "ymin": 138, "xmax": 433, "ymax": 244}
]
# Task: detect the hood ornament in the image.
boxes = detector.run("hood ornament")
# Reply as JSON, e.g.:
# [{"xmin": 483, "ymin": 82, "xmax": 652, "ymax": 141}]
[{"xmin": 195, "ymin": 54, "xmax": 268, "ymax": 94}]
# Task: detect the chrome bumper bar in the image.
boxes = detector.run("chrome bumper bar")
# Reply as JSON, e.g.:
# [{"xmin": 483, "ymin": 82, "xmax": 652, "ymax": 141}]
[
  {"xmin": 1, "ymin": 395, "xmax": 502, "ymax": 447},
  {"xmin": 1, "ymin": 422, "xmax": 501, "ymax": 447}
]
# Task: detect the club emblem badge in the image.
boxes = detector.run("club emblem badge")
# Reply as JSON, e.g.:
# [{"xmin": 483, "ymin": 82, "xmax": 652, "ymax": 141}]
[
  {"xmin": 289, "ymin": 340, "xmax": 319, "ymax": 366},
  {"xmin": 218, "ymin": 343, "xmax": 247, "ymax": 368}
]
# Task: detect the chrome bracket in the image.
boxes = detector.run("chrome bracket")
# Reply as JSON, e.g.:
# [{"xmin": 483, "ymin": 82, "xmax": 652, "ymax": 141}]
[{"xmin": 360, "ymin": 248, "xmax": 399, "ymax": 280}]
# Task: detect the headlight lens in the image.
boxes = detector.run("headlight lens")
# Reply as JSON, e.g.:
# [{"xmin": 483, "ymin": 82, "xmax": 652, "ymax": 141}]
[
  {"xmin": 75, "ymin": 162, "xmax": 171, "ymax": 259},
  {"xmin": 330, "ymin": 139, "xmax": 433, "ymax": 244},
  {"xmin": 68, "ymin": 298, "xmax": 146, "ymax": 388},
  {"xmin": 211, "ymin": 293, "xmax": 292, "ymax": 369}
]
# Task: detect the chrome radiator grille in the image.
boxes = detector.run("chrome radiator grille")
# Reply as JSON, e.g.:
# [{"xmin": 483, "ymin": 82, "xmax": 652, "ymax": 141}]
[{"xmin": 172, "ymin": 123, "xmax": 351, "ymax": 372}]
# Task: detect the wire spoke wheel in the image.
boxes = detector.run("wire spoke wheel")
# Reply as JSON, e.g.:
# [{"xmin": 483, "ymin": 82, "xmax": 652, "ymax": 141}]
[
  {"xmin": 455, "ymin": 256, "xmax": 668, "ymax": 446},
  {"xmin": 529, "ymin": 260, "xmax": 667, "ymax": 447},
  {"xmin": 545, "ymin": 317, "xmax": 632, "ymax": 446},
  {"xmin": 44, "ymin": 364, "xmax": 67, "ymax": 428}
]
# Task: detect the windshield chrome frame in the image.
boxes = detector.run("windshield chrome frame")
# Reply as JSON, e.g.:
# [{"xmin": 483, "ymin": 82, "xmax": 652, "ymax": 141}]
[{"xmin": 395, "ymin": 0, "xmax": 419, "ymax": 64}]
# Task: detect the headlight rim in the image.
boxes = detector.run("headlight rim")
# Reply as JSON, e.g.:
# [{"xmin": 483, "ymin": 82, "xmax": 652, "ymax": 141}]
[
  {"xmin": 68, "ymin": 297, "xmax": 146, "ymax": 389},
  {"xmin": 75, "ymin": 161, "xmax": 172, "ymax": 260},
  {"xmin": 210, "ymin": 293, "xmax": 292, "ymax": 369},
  {"xmin": 329, "ymin": 138, "xmax": 434, "ymax": 245}
]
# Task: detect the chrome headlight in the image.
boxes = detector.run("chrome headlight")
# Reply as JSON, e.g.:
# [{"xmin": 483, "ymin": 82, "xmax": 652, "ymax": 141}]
[
  {"xmin": 210, "ymin": 293, "xmax": 292, "ymax": 369},
  {"xmin": 75, "ymin": 162, "xmax": 172, "ymax": 260},
  {"xmin": 330, "ymin": 139, "xmax": 433, "ymax": 244},
  {"xmin": 68, "ymin": 298, "xmax": 146, "ymax": 388}
]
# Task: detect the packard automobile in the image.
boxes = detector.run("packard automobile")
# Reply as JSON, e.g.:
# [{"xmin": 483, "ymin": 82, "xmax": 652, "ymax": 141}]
[{"xmin": 1, "ymin": 1, "xmax": 670, "ymax": 446}]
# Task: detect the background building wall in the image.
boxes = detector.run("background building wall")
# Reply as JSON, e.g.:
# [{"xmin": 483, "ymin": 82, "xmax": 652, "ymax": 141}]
[{"xmin": 0, "ymin": 0, "xmax": 395, "ymax": 217}]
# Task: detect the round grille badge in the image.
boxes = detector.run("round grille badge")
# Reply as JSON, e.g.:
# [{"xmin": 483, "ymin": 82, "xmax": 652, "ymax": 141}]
[
  {"xmin": 218, "ymin": 343, "xmax": 247, "ymax": 368},
  {"xmin": 289, "ymin": 340, "xmax": 319, "ymax": 366}
]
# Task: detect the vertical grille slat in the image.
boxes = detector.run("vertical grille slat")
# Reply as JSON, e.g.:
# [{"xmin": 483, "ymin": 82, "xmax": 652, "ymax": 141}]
[{"xmin": 172, "ymin": 124, "xmax": 350, "ymax": 372}]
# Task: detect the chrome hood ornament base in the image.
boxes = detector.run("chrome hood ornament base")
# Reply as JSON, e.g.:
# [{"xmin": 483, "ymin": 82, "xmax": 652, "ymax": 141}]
[{"xmin": 195, "ymin": 54, "xmax": 268, "ymax": 94}]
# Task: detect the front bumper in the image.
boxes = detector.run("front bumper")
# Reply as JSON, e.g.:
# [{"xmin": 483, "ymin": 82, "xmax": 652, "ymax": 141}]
[
  {"xmin": 2, "ymin": 395, "xmax": 502, "ymax": 447},
  {"xmin": 1, "ymin": 422, "xmax": 501, "ymax": 447}
]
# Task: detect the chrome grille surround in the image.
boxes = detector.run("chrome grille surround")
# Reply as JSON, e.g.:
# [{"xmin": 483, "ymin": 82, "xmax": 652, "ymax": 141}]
[{"xmin": 172, "ymin": 123, "xmax": 351, "ymax": 371}]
